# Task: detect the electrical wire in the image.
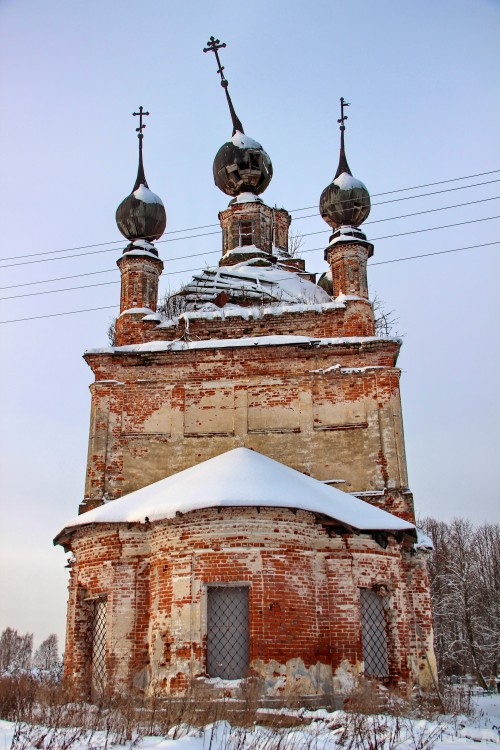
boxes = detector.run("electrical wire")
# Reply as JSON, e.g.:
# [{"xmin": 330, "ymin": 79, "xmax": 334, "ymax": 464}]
[
  {"xmin": 2, "ymin": 213, "xmax": 497, "ymax": 301},
  {"xmin": 1, "ymin": 172, "xmax": 499, "ymax": 263},
  {"xmin": 2, "ymin": 183, "xmax": 499, "ymax": 270},
  {"xmin": 1, "ymin": 240, "xmax": 498, "ymax": 324},
  {"xmin": 2, "ymin": 195, "xmax": 498, "ymax": 291}
]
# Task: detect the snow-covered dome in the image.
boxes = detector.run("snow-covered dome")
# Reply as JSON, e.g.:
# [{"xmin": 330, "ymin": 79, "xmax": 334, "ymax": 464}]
[
  {"xmin": 320, "ymin": 170, "xmax": 371, "ymax": 229},
  {"xmin": 319, "ymin": 109, "xmax": 371, "ymax": 229},
  {"xmin": 116, "ymin": 133, "xmax": 166, "ymax": 245},
  {"xmin": 213, "ymin": 130, "xmax": 273, "ymax": 198}
]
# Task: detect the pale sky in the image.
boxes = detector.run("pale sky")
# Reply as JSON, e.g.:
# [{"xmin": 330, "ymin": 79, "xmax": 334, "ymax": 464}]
[{"xmin": 0, "ymin": 0, "xmax": 498, "ymax": 650}]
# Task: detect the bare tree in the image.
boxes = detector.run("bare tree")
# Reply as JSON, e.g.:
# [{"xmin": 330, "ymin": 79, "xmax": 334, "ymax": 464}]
[
  {"xmin": 157, "ymin": 286, "xmax": 189, "ymax": 319},
  {"xmin": 372, "ymin": 294, "xmax": 401, "ymax": 338},
  {"xmin": 107, "ymin": 318, "xmax": 117, "ymax": 346},
  {"xmin": 287, "ymin": 230, "xmax": 304, "ymax": 259},
  {"xmin": 420, "ymin": 517, "xmax": 500, "ymax": 688},
  {"xmin": 33, "ymin": 634, "xmax": 60, "ymax": 671},
  {"xmin": 0, "ymin": 628, "xmax": 33, "ymax": 672}
]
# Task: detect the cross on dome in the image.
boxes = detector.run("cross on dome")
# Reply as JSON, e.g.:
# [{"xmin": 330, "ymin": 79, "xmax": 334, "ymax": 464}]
[
  {"xmin": 115, "ymin": 107, "xmax": 166, "ymax": 246},
  {"xmin": 204, "ymin": 36, "xmax": 272, "ymax": 198},
  {"xmin": 338, "ymin": 97, "xmax": 350, "ymax": 131},
  {"xmin": 203, "ymin": 36, "xmax": 244, "ymax": 135},
  {"xmin": 133, "ymin": 106, "xmax": 149, "ymax": 138},
  {"xmin": 319, "ymin": 97, "xmax": 371, "ymax": 230}
]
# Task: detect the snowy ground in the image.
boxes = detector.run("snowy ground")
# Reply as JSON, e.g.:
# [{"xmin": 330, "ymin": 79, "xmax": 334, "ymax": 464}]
[{"xmin": 0, "ymin": 693, "xmax": 499, "ymax": 749}]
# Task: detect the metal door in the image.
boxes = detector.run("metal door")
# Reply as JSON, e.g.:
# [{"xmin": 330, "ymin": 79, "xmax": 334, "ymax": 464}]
[
  {"xmin": 360, "ymin": 588, "xmax": 389, "ymax": 676},
  {"xmin": 206, "ymin": 586, "xmax": 249, "ymax": 680}
]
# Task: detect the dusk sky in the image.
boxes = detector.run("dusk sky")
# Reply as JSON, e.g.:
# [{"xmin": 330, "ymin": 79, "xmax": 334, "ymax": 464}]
[{"xmin": 0, "ymin": 0, "xmax": 498, "ymax": 650}]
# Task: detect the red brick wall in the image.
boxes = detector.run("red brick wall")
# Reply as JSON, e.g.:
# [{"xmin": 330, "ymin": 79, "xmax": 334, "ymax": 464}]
[
  {"xmin": 63, "ymin": 509, "xmax": 435, "ymax": 699},
  {"xmin": 80, "ymin": 338, "xmax": 411, "ymax": 520}
]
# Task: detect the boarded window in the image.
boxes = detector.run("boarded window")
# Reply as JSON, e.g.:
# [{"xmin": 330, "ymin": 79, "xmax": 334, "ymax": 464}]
[
  {"xmin": 206, "ymin": 586, "xmax": 249, "ymax": 680},
  {"xmin": 360, "ymin": 588, "xmax": 389, "ymax": 676},
  {"xmin": 91, "ymin": 597, "xmax": 107, "ymax": 697},
  {"xmin": 239, "ymin": 221, "xmax": 253, "ymax": 246}
]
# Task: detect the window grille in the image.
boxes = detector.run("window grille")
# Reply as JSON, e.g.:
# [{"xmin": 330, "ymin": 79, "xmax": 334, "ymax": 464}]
[
  {"xmin": 206, "ymin": 586, "xmax": 249, "ymax": 680},
  {"xmin": 360, "ymin": 588, "xmax": 389, "ymax": 677},
  {"xmin": 91, "ymin": 597, "xmax": 107, "ymax": 695}
]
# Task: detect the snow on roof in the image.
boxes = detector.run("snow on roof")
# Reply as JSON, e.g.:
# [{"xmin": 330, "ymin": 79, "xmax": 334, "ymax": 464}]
[
  {"xmin": 55, "ymin": 447, "xmax": 414, "ymax": 541},
  {"xmin": 231, "ymin": 131, "xmax": 263, "ymax": 150},
  {"xmin": 310, "ymin": 364, "xmax": 385, "ymax": 375},
  {"xmin": 234, "ymin": 192, "xmax": 262, "ymax": 204},
  {"xmin": 328, "ymin": 226, "xmax": 371, "ymax": 248},
  {"xmin": 176, "ymin": 300, "xmax": 344, "ymax": 324},
  {"xmin": 180, "ymin": 263, "xmax": 331, "ymax": 306},
  {"xmin": 130, "ymin": 239, "xmax": 155, "ymax": 251},
  {"xmin": 222, "ymin": 244, "xmax": 268, "ymax": 258},
  {"xmin": 118, "ymin": 307, "xmax": 155, "ymax": 318},
  {"xmin": 133, "ymin": 184, "xmax": 164, "ymax": 205},
  {"xmin": 121, "ymin": 249, "xmax": 160, "ymax": 261},
  {"xmin": 85, "ymin": 334, "xmax": 401, "ymax": 356},
  {"xmin": 415, "ymin": 527, "xmax": 434, "ymax": 551},
  {"xmin": 334, "ymin": 172, "xmax": 368, "ymax": 191}
]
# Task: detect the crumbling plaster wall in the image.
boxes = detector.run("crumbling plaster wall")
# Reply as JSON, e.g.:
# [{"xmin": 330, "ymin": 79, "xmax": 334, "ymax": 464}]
[
  {"xmin": 63, "ymin": 509, "xmax": 434, "ymax": 699},
  {"xmin": 82, "ymin": 339, "xmax": 412, "ymax": 520}
]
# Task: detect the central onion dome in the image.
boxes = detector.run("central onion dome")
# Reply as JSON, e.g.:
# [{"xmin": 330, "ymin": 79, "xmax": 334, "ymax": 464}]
[
  {"xmin": 320, "ymin": 100, "xmax": 371, "ymax": 229},
  {"xmin": 214, "ymin": 130, "xmax": 273, "ymax": 197},
  {"xmin": 116, "ymin": 109, "xmax": 166, "ymax": 251},
  {"xmin": 204, "ymin": 36, "xmax": 272, "ymax": 199}
]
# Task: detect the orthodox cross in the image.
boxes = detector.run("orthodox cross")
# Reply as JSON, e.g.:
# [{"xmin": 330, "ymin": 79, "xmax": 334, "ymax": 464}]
[
  {"xmin": 203, "ymin": 36, "xmax": 228, "ymax": 87},
  {"xmin": 132, "ymin": 106, "xmax": 150, "ymax": 190},
  {"xmin": 203, "ymin": 36, "xmax": 244, "ymax": 134},
  {"xmin": 133, "ymin": 106, "xmax": 150, "ymax": 138},
  {"xmin": 338, "ymin": 97, "xmax": 350, "ymax": 131}
]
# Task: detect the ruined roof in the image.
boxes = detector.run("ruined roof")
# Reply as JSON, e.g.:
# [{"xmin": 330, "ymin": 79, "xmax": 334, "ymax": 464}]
[
  {"xmin": 55, "ymin": 447, "xmax": 414, "ymax": 543},
  {"xmin": 180, "ymin": 262, "xmax": 331, "ymax": 306}
]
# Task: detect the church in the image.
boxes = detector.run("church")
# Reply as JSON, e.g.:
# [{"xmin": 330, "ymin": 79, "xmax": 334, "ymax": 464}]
[{"xmin": 54, "ymin": 38, "xmax": 436, "ymax": 704}]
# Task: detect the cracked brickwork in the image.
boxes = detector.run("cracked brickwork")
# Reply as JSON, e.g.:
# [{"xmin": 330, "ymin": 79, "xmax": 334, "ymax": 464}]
[{"xmin": 60, "ymin": 235, "xmax": 436, "ymax": 702}]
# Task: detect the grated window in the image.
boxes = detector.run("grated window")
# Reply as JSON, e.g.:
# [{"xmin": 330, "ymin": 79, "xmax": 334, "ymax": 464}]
[
  {"xmin": 206, "ymin": 586, "xmax": 249, "ymax": 680},
  {"xmin": 91, "ymin": 597, "xmax": 107, "ymax": 696},
  {"xmin": 360, "ymin": 588, "xmax": 389, "ymax": 676}
]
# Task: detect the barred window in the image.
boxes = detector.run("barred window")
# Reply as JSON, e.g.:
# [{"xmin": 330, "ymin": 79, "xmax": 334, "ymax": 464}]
[
  {"xmin": 206, "ymin": 586, "xmax": 249, "ymax": 680},
  {"xmin": 360, "ymin": 588, "xmax": 389, "ymax": 676},
  {"xmin": 91, "ymin": 597, "xmax": 107, "ymax": 696}
]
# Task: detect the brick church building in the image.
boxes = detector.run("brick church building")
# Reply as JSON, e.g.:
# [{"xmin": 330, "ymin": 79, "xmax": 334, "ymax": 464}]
[{"xmin": 55, "ymin": 43, "xmax": 436, "ymax": 703}]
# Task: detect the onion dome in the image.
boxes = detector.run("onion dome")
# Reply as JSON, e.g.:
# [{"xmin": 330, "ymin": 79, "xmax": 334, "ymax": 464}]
[
  {"xmin": 214, "ymin": 131, "xmax": 273, "ymax": 197},
  {"xmin": 116, "ymin": 107, "xmax": 166, "ymax": 250},
  {"xmin": 204, "ymin": 36, "xmax": 273, "ymax": 198},
  {"xmin": 319, "ymin": 98, "xmax": 371, "ymax": 229}
]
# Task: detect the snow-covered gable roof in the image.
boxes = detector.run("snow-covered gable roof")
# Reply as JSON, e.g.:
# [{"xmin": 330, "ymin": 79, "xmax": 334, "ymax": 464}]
[{"xmin": 55, "ymin": 448, "xmax": 414, "ymax": 543}]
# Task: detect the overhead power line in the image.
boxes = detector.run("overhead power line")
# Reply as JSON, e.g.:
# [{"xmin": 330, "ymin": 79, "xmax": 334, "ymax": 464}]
[
  {"xmin": 1, "ymin": 240, "xmax": 498, "ymax": 324},
  {"xmin": 0, "ymin": 209, "xmax": 500, "ymax": 301},
  {"xmin": 2, "ymin": 195, "xmax": 498, "ymax": 291},
  {"xmin": 1, "ymin": 212, "xmax": 498, "ymax": 301},
  {"xmin": 2, "ymin": 183, "xmax": 499, "ymax": 271},
  {"xmin": 1, "ymin": 172, "xmax": 499, "ymax": 263}
]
